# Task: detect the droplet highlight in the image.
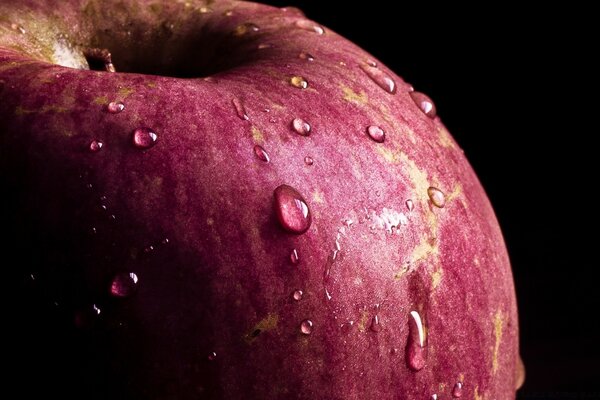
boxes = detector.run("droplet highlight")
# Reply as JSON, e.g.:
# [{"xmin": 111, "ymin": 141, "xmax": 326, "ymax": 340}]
[
  {"xmin": 410, "ymin": 91, "xmax": 437, "ymax": 118},
  {"xmin": 89, "ymin": 140, "xmax": 103, "ymax": 152},
  {"xmin": 232, "ymin": 98, "xmax": 249, "ymax": 120},
  {"xmin": 299, "ymin": 52, "xmax": 315, "ymax": 61},
  {"xmin": 292, "ymin": 290, "xmax": 303, "ymax": 301},
  {"xmin": 291, "ymin": 118, "xmax": 311, "ymax": 136},
  {"xmin": 132, "ymin": 127, "xmax": 158, "ymax": 149},
  {"xmin": 452, "ymin": 382, "xmax": 463, "ymax": 398},
  {"xmin": 290, "ymin": 248, "xmax": 300, "ymax": 264},
  {"xmin": 290, "ymin": 75, "xmax": 309, "ymax": 89},
  {"xmin": 367, "ymin": 125, "xmax": 385, "ymax": 143},
  {"xmin": 405, "ymin": 199, "xmax": 414, "ymax": 211},
  {"xmin": 207, "ymin": 351, "xmax": 217, "ymax": 361},
  {"xmin": 295, "ymin": 20, "xmax": 324, "ymax": 35},
  {"xmin": 370, "ymin": 314, "xmax": 382, "ymax": 332},
  {"xmin": 107, "ymin": 101, "xmax": 125, "ymax": 114},
  {"xmin": 233, "ymin": 22, "xmax": 260, "ymax": 36},
  {"xmin": 109, "ymin": 272, "xmax": 139, "ymax": 298},
  {"xmin": 300, "ymin": 319, "xmax": 313, "ymax": 335},
  {"xmin": 253, "ymin": 145, "xmax": 270, "ymax": 162},
  {"xmin": 11, "ymin": 23, "xmax": 26, "ymax": 34},
  {"xmin": 427, "ymin": 186, "xmax": 446, "ymax": 208},
  {"xmin": 360, "ymin": 64, "xmax": 396, "ymax": 94},
  {"xmin": 273, "ymin": 184, "xmax": 312, "ymax": 234},
  {"xmin": 406, "ymin": 310, "xmax": 427, "ymax": 371},
  {"xmin": 304, "ymin": 156, "xmax": 314, "ymax": 166}
]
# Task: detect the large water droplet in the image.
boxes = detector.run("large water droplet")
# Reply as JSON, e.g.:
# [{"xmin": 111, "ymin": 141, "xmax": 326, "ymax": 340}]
[
  {"xmin": 232, "ymin": 98, "xmax": 249, "ymax": 120},
  {"xmin": 406, "ymin": 310, "xmax": 427, "ymax": 371},
  {"xmin": 410, "ymin": 91, "xmax": 437, "ymax": 118},
  {"xmin": 292, "ymin": 118, "xmax": 311, "ymax": 136},
  {"xmin": 132, "ymin": 127, "xmax": 158, "ymax": 149},
  {"xmin": 109, "ymin": 272, "xmax": 139, "ymax": 298},
  {"xmin": 273, "ymin": 184, "xmax": 312, "ymax": 234},
  {"xmin": 253, "ymin": 145, "xmax": 270, "ymax": 162},
  {"xmin": 452, "ymin": 382, "xmax": 463, "ymax": 398},
  {"xmin": 427, "ymin": 186, "xmax": 446, "ymax": 208},
  {"xmin": 367, "ymin": 125, "xmax": 385, "ymax": 143},
  {"xmin": 233, "ymin": 22, "xmax": 260, "ymax": 36},
  {"xmin": 300, "ymin": 319, "xmax": 314, "ymax": 335},
  {"xmin": 107, "ymin": 101, "xmax": 125, "ymax": 114},
  {"xmin": 292, "ymin": 290, "xmax": 303, "ymax": 301},
  {"xmin": 290, "ymin": 75, "xmax": 309, "ymax": 89},
  {"xmin": 370, "ymin": 314, "xmax": 382, "ymax": 332},
  {"xmin": 89, "ymin": 140, "xmax": 103, "ymax": 152},
  {"xmin": 304, "ymin": 156, "xmax": 314, "ymax": 166},
  {"xmin": 299, "ymin": 52, "xmax": 315, "ymax": 61},
  {"xmin": 290, "ymin": 248, "xmax": 300, "ymax": 264},
  {"xmin": 295, "ymin": 20, "xmax": 324, "ymax": 35},
  {"xmin": 360, "ymin": 64, "xmax": 396, "ymax": 94}
]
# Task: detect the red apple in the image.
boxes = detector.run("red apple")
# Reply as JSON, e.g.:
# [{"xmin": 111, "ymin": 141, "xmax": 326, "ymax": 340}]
[{"xmin": 0, "ymin": 0, "xmax": 521, "ymax": 398}]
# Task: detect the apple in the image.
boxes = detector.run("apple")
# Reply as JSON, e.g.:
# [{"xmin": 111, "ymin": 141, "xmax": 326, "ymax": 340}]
[{"xmin": 0, "ymin": 0, "xmax": 521, "ymax": 399}]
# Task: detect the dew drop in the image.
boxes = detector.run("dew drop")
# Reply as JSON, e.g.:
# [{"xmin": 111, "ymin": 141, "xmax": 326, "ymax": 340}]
[
  {"xmin": 405, "ymin": 199, "xmax": 414, "ymax": 211},
  {"xmin": 257, "ymin": 43, "xmax": 272, "ymax": 50},
  {"xmin": 290, "ymin": 75, "xmax": 309, "ymax": 89},
  {"xmin": 300, "ymin": 319, "xmax": 313, "ymax": 335},
  {"xmin": 107, "ymin": 101, "xmax": 125, "ymax": 114},
  {"xmin": 290, "ymin": 248, "xmax": 300, "ymax": 264},
  {"xmin": 304, "ymin": 156, "xmax": 314, "ymax": 166},
  {"xmin": 223, "ymin": 10, "xmax": 233, "ymax": 17},
  {"xmin": 291, "ymin": 118, "xmax": 311, "ymax": 136},
  {"xmin": 370, "ymin": 314, "xmax": 382, "ymax": 332},
  {"xmin": 431, "ymin": 395, "xmax": 438, "ymax": 400},
  {"xmin": 292, "ymin": 290, "xmax": 303, "ymax": 301},
  {"xmin": 295, "ymin": 19, "xmax": 324, "ymax": 35},
  {"xmin": 198, "ymin": 6, "xmax": 212, "ymax": 13},
  {"xmin": 93, "ymin": 304, "xmax": 101, "ymax": 315},
  {"xmin": 232, "ymin": 98, "xmax": 249, "ymax": 120},
  {"xmin": 427, "ymin": 186, "xmax": 446, "ymax": 208},
  {"xmin": 109, "ymin": 272, "xmax": 139, "ymax": 298},
  {"xmin": 406, "ymin": 310, "xmax": 427, "ymax": 371},
  {"xmin": 410, "ymin": 91, "xmax": 437, "ymax": 118},
  {"xmin": 367, "ymin": 59, "xmax": 377, "ymax": 67},
  {"xmin": 253, "ymin": 144, "xmax": 270, "ymax": 162},
  {"xmin": 11, "ymin": 23, "xmax": 26, "ymax": 34},
  {"xmin": 89, "ymin": 140, "xmax": 103, "ymax": 152},
  {"xmin": 299, "ymin": 52, "xmax": 315, "ymax": 61},
  {"xmin": 281, "ymin": 6, "xmax": 305, "ymax": 16},
  {"xmin": 360, "ymin": 64, "xmax": 396, "ymax": 94},
  {"xmin": 340, "ymin": 320, "xmax": 355, "ymax": 334},
  {"xmin": 233, "ymin": 22, "xmax": 260, "ymax": 36},
  {"xmin": 132, "ymin": 127, "xmax": 158, "ymax": 149},
  {"xmin": 273, "ymin": 185, "xmax": 311, "ymax": 234},
  {"xmin": 452, "ymin": 382, "xmax": 463, "ymax": 398},
  {"xmin": 367, "ymin": 125, "xmax": 385, "ymax": 143},
  {"xmin": 207, "ymin": 351, "xmax": 217, "ymax": 361},
  {"xmin": 516, "ymin": 355, "xmax": 526, "ymax": 389}
]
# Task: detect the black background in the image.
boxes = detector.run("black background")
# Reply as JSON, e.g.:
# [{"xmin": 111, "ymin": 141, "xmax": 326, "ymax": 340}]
[{"xmin": 263, "ymin": 1, "xmax": 599, "ymax": 397}]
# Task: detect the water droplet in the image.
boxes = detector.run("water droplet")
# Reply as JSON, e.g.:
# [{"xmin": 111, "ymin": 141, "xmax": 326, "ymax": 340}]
[
  {"xmin": 11, "ymin": 23, "xmax": 26, "ymax": 34},
  {"xmin": 207, "ymin": 351, "xmax": 217, "ymax": 361},
  {"xmin": 410, "ymin": 91, "xmax": 437, "ymax": 118},
  {"xmin": 291, "ymin": 118, "xmax": 311, "ymax": 136},
  {"xmin": 367, "ymin": 59, "xmax": 377, "ymax": 67},
  {"xmin": 367, "ymin": 125, "xmax": 385, "ymax": 143},
  {"xmin": 295, "ymin": 20, "xmax": 324, "ymax": 35},
  {"xmin": 340, "ymin": 320, "xmax": 354, "ymax": 334},
  {"xmin": 292, "ymin": 290, "xmax": 303, "ymax": 301},
  {"xmin": 516, "ymin": 355, "xmax": 526, "ymax": 389},
  {"xmin": 132, "ymin": 127, "xmax": 158, "ymax": 149},
  {"xmin": 281, "ymin": 6, "xmax": 305, "ymax": 16},
  {"xmin": 406, "ymin": 310, "xmax": 427, "ymax": 371},
  {"xmin": 89, "ymin": 140, "xmax": 103, "ymax": 152},
  {"xmin": 299, "ymin": 52, "xmax": 315, "ymax": 61},
  {"xmin": 427, "ymin": 186, "xmax": 446, "ymax": 208},
  {"xmin": 431, "ymin": 395, "xmax": 438, "ymax": 400},
  {"xmin": 198, "ymin": 6, "xmax": 212, "ymax": 14},
  {"xmin": 304, "ymin": 156, "xmax": 314, "ymax": 166},
  {"xmin": 93, "ymin": 304, "xmax": 101, "ymax": 315},
  {"xmin": 405, "ymin": 199, "xmax": 414, "ymax": 211},
  {"xmin": 360, "ymin": 64, "xmax": 396, "ymax": 94},
  {"xmin": 290, "ymin": 75, "xmax": 309, "ymax": 89},
  {"xmin": 109, "ymin": 272, "xmax": 139, "ymax": 298},
  {"xmin": 257, "ymin": 43, "xmax": 272, "ymax": 50},
  {"xmin": 107, "ymin": 101, "xmax": 125, "ymax": 114},
  {"xmin": 300, "ymin": 319, "xmax": 313, "ymax": 335},
  {"xmin": 161, "ymin": 238, "xmax": 170, "ymax": 245},
  {"xmin": 232, "ymin": 98, "xmax": 249, "ymax": 120},
  {"xmin": 273, "ymin": 185, "xmax": 311, "ymax": 234},
  {"xmin": 233, "ymin": 22, "xmax": 260, "ymax": 36},
  {"xmin": 452, "ymin": 382, "xmax": 463, "ymax": 398},
  {"xmin": 290, "ymin": 248, "xmax": 300, "ymax": 264},
  {"xmin": 223, "ymin": 10, "xmax": 233, "ymax": 17},
  {"xmin": 253, "ymin": 144, "xmax": 270, "ymax": 162},
  {"xmin": 370, "ymin": 314, "xmax": 382, "ymax": 332}
]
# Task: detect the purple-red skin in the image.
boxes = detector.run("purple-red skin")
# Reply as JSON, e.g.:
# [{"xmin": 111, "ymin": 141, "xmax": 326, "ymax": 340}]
[{"xmin": 0, "ymin": 1, "xmax": 520, "ymax": 399}]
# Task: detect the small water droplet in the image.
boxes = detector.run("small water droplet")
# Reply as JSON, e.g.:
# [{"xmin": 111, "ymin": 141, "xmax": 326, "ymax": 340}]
[
  {"xmin": 107, "ymin": 101, "xmax": 125, "ymax": 114},
  {"xmin": 516, "ymin": 354, "xmax": 526, "ymax": 389},
  {"xmin": 132, "ymin": 127, "xmax": 158, "ymax": 149},
  {"xmin": 89, "ymin": 140, "xmax": 103, "ymax": 152},
  {"xmin": 290, "ymin": 248, "xmax": 300, "ymax": 264},
  {"xmin": 452, "ymin": 382, "xmax": 463, "ymax": 398},
  {"xmin": 410, "ymin": 91, "xmax": 437, "ymax": 118},
  {"xmin": 207, "ymin": 351, "xmax": 217, "ymax": 361},
  {"xmin": 304, "ymin": 156, "xmax": 314, "ymax": 166},
  {"xmin": 161, "ymin": 238, "xmax": 170, "ymax": 245},
  {"xmin": 427, "ymin": 186, "xmax": 446, "ymax": 208},
  {"xmin": 223, "ymin": 10, "xmax": 233, "ymax": 17},
  {"xmin": 144, "ymin": 245, "xmax": 154, "ymax": 253},
  {"xmin": 273, "ymin": 185, "xmax": 312, "ymax": 234},
  {"xmin": 257, "ymin": 43, "xmax": 272, "ymax": 49},
  {"xmin": 253, "ymin": 145, "xmax": 270, "ymax": 162},
  {"xmin": 11, "ymin": 23, "xmax": 26, "ymax": 34},
  {"xmin": 367, "ymin": 125, "xmax": 385, "ymax": 143},
  {"xmin": 360, "ymin": 64, "xmax": 396, "ymax": 94},
  {"xmin": 370, "ymin": 314, "xmax": 382, "ymax": 332},
  {"xmin": 109, "ymin": 272, "xmax": 139, "ymax": 298},
  {"xmin": 93, "ymin": 304, "xmax": 101, "ymax": 315},
  {"xmin": 290, "ymin": 75, "xmax": 309, "ymax": 89},
  {"xmin": 300, "ymin": 319, "xmax": 313, "ymax": 335},
  {"xmin": 405, "ymin": 199, "xmax": 414, "ymax": 211},
  {"xmin": 291, "ymin": 118, "xmax": 311, "ymax": 136},
  {"xmin": 340, "ymin": 320, "xmax": 354, "ymax": 334},
  {"xmin": 295, "ymin": 19, "xmax": 324, "ymax": 35},
  {"xmin": 292, "ymin": 290, "xmax": 303, "ymax": 301},
  {"xmin": 232, "ymin": 98, "xmax": 249, "ymax": 120},
  {"xmin": 367, "ymin": 59, "xmax": 377, "ymax": 67},
  {"xmin": 233, "ymin": 22, "xmax": 260, "ymax": 36},
  {"xmin": 431, "ymin": 395, "xmax": 438, "ymax": 400},
  {"xmin": 198, "ymin": 6, "xmax": 212, "ymax": 14},
  {"xmin": 406, "ymin": 310, "xmax": 427, "ymax": 371},
  {"xmin": 299, "ymin": 52, "xmax": 315, "ymax": 61}
]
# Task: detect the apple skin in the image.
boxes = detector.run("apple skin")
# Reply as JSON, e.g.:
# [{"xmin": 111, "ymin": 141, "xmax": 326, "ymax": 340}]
[{"xmin": 0, "ymin": 0, "xmax": 520, "ymax": 399}]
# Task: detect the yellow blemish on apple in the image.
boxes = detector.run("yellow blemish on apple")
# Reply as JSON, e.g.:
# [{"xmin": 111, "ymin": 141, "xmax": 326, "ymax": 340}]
[
  {"xmin": 312, "ymin": 190, "xmax": 324, "ymax": 204},
  {"xmin": 357, "ymin": 308, "xmax": 370, "ymax": 332},
  {"xmin": 448, "ymin": 183, "xmax": 463, "ymax": 202},
  {"xmin": 206, "ymin": 217, "xmax": 214, "ymax": 226},
  {"xmin": 438, "ymin": 126, "xmax": 455, "ymax": 148},
  {"xmin": 340, "ymin": 84, "xmax": 368, "ymax": 104},
  {"xmin": 251, "ymin": 126, "xmax": 264, "ymax": 143},
  {"xmin": 492, "ymin": 309, "xmax": 504, "ymax": 374},
  {"xmin": 474, "ymin": 385, "xmax": 484, "ymax": 400},
  {"xmin": 15, "ymin": 104, "xmax": 69, "ymax": 115},
  {"xmin": 431, "ymin": 267, "xmax": 442, "ymax": 289},
  {"xmin": 410, "ymin": 236, "xmax": 438, "ymax": 264},
  {"xmin": 118, "ymin": 87, "xmax": 135, "ymax": 97},
  {"xmin": 146, "ymin": 82, "xmax": 157, "ymax": 88},
  {"xmin": 93, "ymin": 95, "xmax": 109, "ymax": 105},
  {"xmin": 244, "ymin": 313, "xmax": 279, "ymax": 344}
]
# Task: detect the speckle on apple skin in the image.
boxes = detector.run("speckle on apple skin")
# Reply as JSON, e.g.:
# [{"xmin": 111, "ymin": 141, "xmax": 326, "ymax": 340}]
[{"xmin": 0, "ymin": 0, "xmax": 519, "ymax": 399}]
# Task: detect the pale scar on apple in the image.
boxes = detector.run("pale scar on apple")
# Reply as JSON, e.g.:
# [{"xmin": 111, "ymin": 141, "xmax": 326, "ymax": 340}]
[
  {"xmin": 251, "ymin": 126, "xmax": 264, "ymax": 143},
  {"xmin": 438, "ymin": 126, "xmax": 455, "ymax": 148},
  {"xmin": 339, "ymin": 84, "xmax": 368, "ymax": 105},
  {"xmin": 356, "ymin": 308, "xmax": 370, "ymax": 333},
  {"xmin": 243, "ymin": 313, "xmax": 278, "ymax": 344},
  {"xmin": 492, "ymin": 309, "xmax": 505, "ymax": 375}
]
